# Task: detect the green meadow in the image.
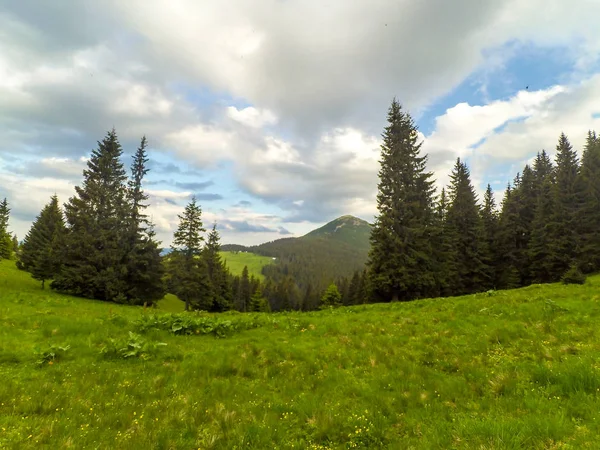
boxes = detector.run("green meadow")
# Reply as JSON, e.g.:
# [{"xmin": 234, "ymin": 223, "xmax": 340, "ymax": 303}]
[
  {"xmin": 220, "ymin": 251, "xmax": 274, "ymax": 280},
  {"xmin": 1, "ymin": 259, "xmax": 600, "ymax": 449}
]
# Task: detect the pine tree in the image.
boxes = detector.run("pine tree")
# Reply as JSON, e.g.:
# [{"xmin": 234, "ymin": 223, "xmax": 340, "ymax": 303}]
[
  {"xmin": 533, "ymin": 150, "xmax": 553, "ymax": 190},
  {"xmin": 202, "ymin": 223, "xmax": 232, "ymax": 311},
  {"xmin": 12, "ymin": 235, "xmax": 19, "ymax": 254},
  {"xmin": 431, "ymin": 187, "xmax": 454, "ymax": 297},
  {"xmin": 367, "ymin": 98, "xmax": 437, "ymax": 302},
  {"xmin": 529, "ymin": 177, "xmax": 558, "ymax": 283},
  {"xmin": 0, "ymin": 198, "xmax": 11, "ymax": 260},
  {"xmin": 320, "ymin": 283, "xmax": 342, "ymax": 308},
  {"xmin": 347, "ymin": 271, "xmax": 361, "ymax": 305},
  {"xmin": 578, "ymin": 130, "xmax": 600, "ymax": 272},
  {"xmin": 125, "ymin": 136, "xmax": 165, "ymax": 305},
  {"xmin": 168, "ymin": 197, "xmax": 211, "ymax": 311},
  {"xmin": 51, "ymin": 130, "xmax": 131, "ymax": 301},
  {"xmin": 19, "ymin": 195, "xmax": 66, "ymax": 288},
  {"xmin": 445, "ymin": 158, "xmax": 491, "ymax": 295},
  {"xmin": 249, "ymin": 288, "xmax": 270, "ymax": 312},
  {"xmin": 237, "ymin": 265, "xmax": 251, "ymax": 312},
  {"xmin": 550, "ymin": 133, "xmax": 583, "ymax": 276},
  {"xmin": 507, "ymin": 166, "xmax": 537, "ymax": 286},
  {"xmin": 496, "ymin": 185, "xmax": 521, "ymax": 289},
  {"xmin": 481, "ymin": 184, "xmax": 499, "ymax": 287}
]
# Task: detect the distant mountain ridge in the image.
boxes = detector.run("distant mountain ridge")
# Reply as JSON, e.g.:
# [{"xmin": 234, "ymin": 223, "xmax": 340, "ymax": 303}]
[{"xmin": 222, "ymin": 215, "xmax": 372, "ymax": 289}]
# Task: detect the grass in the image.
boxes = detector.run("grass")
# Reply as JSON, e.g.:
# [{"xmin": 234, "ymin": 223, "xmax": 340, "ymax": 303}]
[
  {"xmin": 220, "ymin": 251, "xmax": 274, "ymax": 280},
  {"xmin": 1, "ymin": 259, "xmax": 600, "ymax": 449}
]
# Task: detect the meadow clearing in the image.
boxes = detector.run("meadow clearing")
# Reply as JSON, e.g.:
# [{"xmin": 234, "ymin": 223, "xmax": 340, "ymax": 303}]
[{"xmin": 1, "ymin": 259, "xmax": 600, "ymax": 449}]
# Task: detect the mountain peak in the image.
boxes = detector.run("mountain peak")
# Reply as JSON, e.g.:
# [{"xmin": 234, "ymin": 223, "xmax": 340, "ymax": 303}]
[{"xmin": 303, "ymin": 215, "xmax": 371, "ymax": 241}]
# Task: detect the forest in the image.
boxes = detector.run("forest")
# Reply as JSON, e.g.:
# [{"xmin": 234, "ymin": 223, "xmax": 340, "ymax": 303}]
[{"xmin": 1, "ymin": 98, "xmax": 599, "ymax": 311}]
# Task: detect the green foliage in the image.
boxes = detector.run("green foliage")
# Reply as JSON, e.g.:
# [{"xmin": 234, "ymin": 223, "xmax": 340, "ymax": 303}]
[
  {"xmin": 578, "ymin": 130, "xmax": 600, "ymax": 273},
  {"xmin": 124, "ymin": 137, "xmax": 166, "ymax": 305},
  {"xmin": 0, "ymin": 198, "xmax": 11, "ymax": 260},
  {"xmin": 445, "ymin": 158, "xmax": 491, "ymax": 294},
  {"xmin": 368, "ymin": 98, "xmax": 437, "ymax": 302},
  {"xmin": 51, "ymin": 129, "xmax": 131, "ymax": 301},
  {"xmin": 561, "ymin": 264, "xmax": 587, "ymax": 285},
  {"xmin": 18, "ymin": 195, "xmax": 66, "ymax": 288},
  {"xmin": 249, "ymin": 289, "xmax": 270, "ymax": 312},
  {"xmin": 99, "ymin": 331, "xmax": 167, "ymax": 360},
  {"xmin": 168, "ymin": 197, "xmax": 212, "ymax": 311},
  {"xmin": 320, "ymin": 283, "xmax": 342, "ymax": 308},
  {"xmin": 33, "ymin": 344, "xmax": 70, "ymax": 367}
]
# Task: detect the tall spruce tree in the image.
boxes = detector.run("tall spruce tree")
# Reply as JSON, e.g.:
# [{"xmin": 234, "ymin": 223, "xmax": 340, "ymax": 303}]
[
  {"xmin": 431, "ymin": 187, "xmax": 453, "ymax": 297},
  {"xmin": 169, "ymin": 197, "xmax": 211, "ymax": 311},
  {"xmin": 529, "ymin": 176, "xmax": 558, "ymax": 283},
  {"xmin": 19, "ymin": 195, "xmax": 66, "ymax": 288},
  {"xmin": 237, "ymin": 265, "xmax": 251, "ymax": 312},
  {"xmin": 481, "ymin": 184, "xmax": 499, "ymax": 287},
  {"xmin": 513, "ymin": 165, "xmax": 537, "ymax": 285},
  {"xmin": 496, "ymin": 184, "xmax": 521, "ymax": 289},
  {"xmin": 202, "ymin": 223, "xmax": 233, "ymax": 312},
  {"xmin": 51, "ymin": 130, "xmax": 130, "ymax": 301},
  {"xmin": 125, "ymin": 137, "xmax": 165, "ymax": 305},
  {"xmin": 578, "ymin": 130, "xmax": 600, "ymax": 272},
  {"xmin": 445, "ymin": 158, "xmax": 491, "ymax": 294},
  {"xmin": 0, "ymin": 198, "xmax": 11, "ymax": 260},
  {"xmin": 367, "ymin": 98, "xmax": 437, "ymax": 302},
  {"xmin": 550, "ymin": 133, "xmax": 583, "ymax": 276}
]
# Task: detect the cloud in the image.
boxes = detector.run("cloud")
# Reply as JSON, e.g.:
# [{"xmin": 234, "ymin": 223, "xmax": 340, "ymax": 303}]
[
  {"xmin": 194, "ymin": 193, "xmax": 224, "ymax": 201},
  {"xmin": 227, "ymin": 106, "xmax": 277, "ymax": 128},
  {"xmin": 2, "ymin": 0, "xmax": 600, "ymax": 246}
]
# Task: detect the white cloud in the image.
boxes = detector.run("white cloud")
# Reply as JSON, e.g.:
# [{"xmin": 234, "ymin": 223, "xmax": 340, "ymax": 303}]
[{"xmin": 227, "ymin": 106, "xmax": 277, "ymax": 128}]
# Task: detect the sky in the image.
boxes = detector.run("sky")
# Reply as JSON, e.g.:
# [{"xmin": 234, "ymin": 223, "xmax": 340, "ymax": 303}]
[{"xmin": 1, "ymin": 0, "xmax": 600, "ymax": 246}]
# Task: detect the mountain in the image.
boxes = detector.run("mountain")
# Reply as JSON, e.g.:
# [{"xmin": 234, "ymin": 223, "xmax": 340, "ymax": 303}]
[{"xmin": 222, "ymin": 215, "xmax": 372, "ymax": 290}]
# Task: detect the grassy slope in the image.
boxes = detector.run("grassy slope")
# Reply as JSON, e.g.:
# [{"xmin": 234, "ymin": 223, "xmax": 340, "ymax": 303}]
[
  {"xmin": 220, "ymin": 251, "xmax": 273, "ymax": 280},
  {"xmin": 1, "ymin": 260, "xmax": 600, "ymax": 449}
]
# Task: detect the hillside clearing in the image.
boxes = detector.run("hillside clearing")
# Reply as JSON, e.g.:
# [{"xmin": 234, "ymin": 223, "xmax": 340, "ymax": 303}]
[
  {"xmin": 1, "ymin": 259, "xmax": 600, "ymax": 449},
  {"xmin": 220, "ymin": 251, "xmax": 273, "ymax": 280}
]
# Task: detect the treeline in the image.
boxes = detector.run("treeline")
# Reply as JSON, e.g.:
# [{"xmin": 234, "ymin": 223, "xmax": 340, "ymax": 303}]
[
  {"xmin": 5, "ymin": 130, "xmax": 339, "ymax": 312},
  {"xmin": 365, "ymin": 99, "xmax": 600, "ymax": 303},
  {"xmin": 6, "ymin": 98, "xmax": 600, "ymax": 312}
]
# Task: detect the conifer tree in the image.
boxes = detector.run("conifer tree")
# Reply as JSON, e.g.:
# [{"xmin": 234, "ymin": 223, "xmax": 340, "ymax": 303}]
[
  {"xmin": 347, "ymin": 270, "xmax": 362, "ymax": 305},
  {"xmin": 367, "ymin": 98, "xmax": 437, "ymax": 302},
  {"xmin": 51, "ymin": 130, "xmax": 130, "ymax": 301},
  {"xmin": 168, "ymin": 197, "xmax": 211, "ymax": 311},
  {"xmin": 202, "ymin": 223, "xmax": 232, "ymax": 311},
  {"xmin": 0, "ymin": 198, "xmax": 11, "ymax": 260},
  {"xmin": 249, "ymin": 288, "xmax": 270, "ymax": 312},
  {"xmin": 125, "ymin": 136, "xmax": 165, "ymax": 304},
  {"xmin": 481, "ymin": 184, "xmax": 499, "ymax": 287},
  {"xmin": 496, "ymin": 185, "xmax": 521, "ymax": 289},
  {"xmin": 578, "ymin": 130, "xmax": 600, "ymax": 272},
  {"xmin": 550, "ymin": 133, "xmax": 583, "ymax": 276},
  {"xmin": 529, "ymin": 177, "xmax": 558, "ymax": 283},
  {"xmin": 19, "ymin": 195, "xmax": 66, "ymax": 288},
  {"xmin": 320, "ymin": 283, "xmax": 342, "ymax": 308},
  {"xmin": 12, "ymin": 235, "xmax": 19, "ymax": 254},
  {"xmin": 445, "ymin": 158, "xmax": 491, "ymax": 294},
  {"xmin": 431, "ymin": 187, "xmax": 454, "ymax": 296},
  {"xmin": 533, "ymin": 150, "xmax": 553, "ymax": 190},
  {"xmin": 237, "ymin": 265, "xmax": 251, "ymax": 312}
]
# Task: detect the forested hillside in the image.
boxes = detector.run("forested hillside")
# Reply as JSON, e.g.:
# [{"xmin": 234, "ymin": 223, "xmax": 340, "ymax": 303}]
[{"xmin": 223, "ymin": 215, "xmax": 371, "ymax": 292}]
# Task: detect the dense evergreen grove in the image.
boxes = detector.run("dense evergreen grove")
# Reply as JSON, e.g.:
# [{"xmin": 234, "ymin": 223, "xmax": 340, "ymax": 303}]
[{"xmin": 5, "ymin": 102, "xmax": 600, "ymax": 311}]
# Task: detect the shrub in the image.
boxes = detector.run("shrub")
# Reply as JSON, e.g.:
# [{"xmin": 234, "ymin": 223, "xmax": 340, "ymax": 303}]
[
  {"xmin": 561, "ymin": 264, "xmax": 586, "ymax": 285},
  {"xmin": 99, "ymin": 331, "xmax": 167, "ymax": 360}
]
